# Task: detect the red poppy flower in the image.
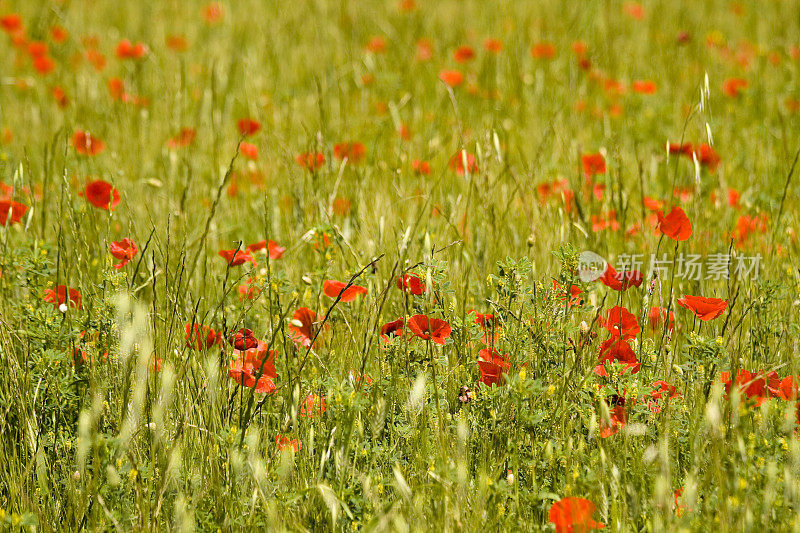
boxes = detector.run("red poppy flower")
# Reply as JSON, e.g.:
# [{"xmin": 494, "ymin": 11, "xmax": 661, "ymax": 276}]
[
  {"xmin": 231, "ymin": 328, "xmax": 258, "ymax": 350},
  {"xmin": 720, "ymin": 369, "xmax": 768, "ymax": 405},
  {"xmin": 299, "ymin": 394, "xmax": 326, "ymax": 418},
  {"xmin": 553, "ymin": 280, "xmax": 583, "ymax": 308},
  {"xmin": 229, "ymin": 341, "xmax": 277, "ymax": 394},
  {"xmin": 397, "ymin": 274, "xmax": 425, "ymax": 295},
  {"xmin": 438, "ymin": 69, "xmax": 464, "ymax": 87},
  {"xmin": 0, "ymin": 14, "xmax": 22, "ymax": 34},
  {"xmin": 167, "ymin": 127, "xmax": 196, "ymax": 149},
  {"xmin": 648, "ymin": 380, "xmax": 681, "ymax": 413},
  {"xmin": 0, "ymin": 199, "xmax": 28, "ymax": 226},
  {"xmin": 275, "ymin": 435, "xmax": 302, "ymax": 451},
  {"xmin": 380, "ymin": 318, "xmax": 404, "ymax": 344},
  {"xmin": 676, "ymin": 295, "xmax": 728, "ymax": 321},
  {"xmin": 109, "ymin": 238, "xmax": 138, "ymax": 269},
  {"xmin": 412, "ymin": 159, "xmax": 431, "ymax": 175},
  {"xmin": 323, "ymin": 280, "xmax": 368, "ymax": 302},
  {"xmin": 722, "ymin": 77, "xmax": 748, "ymax": 98},
  {"xmin": 656, "ymin": 206, "xmax": 692, "ymax": 240},
  {"xmin": 185, "ymin": 323, "xmax": 220, "ymax": 350},
  {"xmin": 27, "ymin": 41, "xmax": 47, "ymax": 58},
  {"xmin": 478, "ymin": 348, "xmax": 511, "ymax": 387},
  {"xmin": 453, "ymin": 45, "xmax": 475, "ymax": 62},
  {"xmin": 296, "ymin": 152, "xmax": 325, "ymax": 170},
  {"xmin": 333, "ymin": 142, "xmax": 366, "ymax": 162},
  {"xmin": 648, "ymin": 306, "xmax": 674, "ymax": 333},
  {"xmin": 530, "ymin": 42, "xmax": 556, "ymax": 59},
  {"xmin": 72, "ymin": 130, "xmax": 105, "ymax": 156},
  {"xmin": 549, "ymin": 497, "xmax": 605, "ymax": 533},
  {"xmin": 245, "ymin": 239, "xmax": 285, "ymax": 260},
  {"xmin": 632, "ymin": 80, "xmax": 657, "ymax": 94},
  {"xmin": 32, "ymin": 55, "xmax": 55, "ymax": 75},
  {"xmin": 365, "ymin": 36, "xmax": 386, "ymax": 53},
  {"xmin": 668, "ymin": 142, "xmax": 694, "ymax": 156},
  {"xmin": 166, "ymin": 34, "xmax": 188, "ymax": 52},
  {"xmin": 599, "ymin": 264, "xmax": 643, "ymax": 291},
  {"xmin": 84, "ymin": 180, "xmax": 120, "ymax": 211},
  {"xmin": 203, "ymin": 2, "xmax": 224, "ymax": 23},
  {"xmin": 598, "ymin": 337, "xmax": 640, "ymax": 373},
  {"xmin": 237, "ymin": 118, "xmax": 261, "ymax": 137},
  {"xmin": 289, "ymin": 307, "xmax": 318, "ymax": 347},
  {"xmin": 581, "ymin": 153, "xmax": 606, "ymax": 176},
  {"xmin": 115, "ymin": 39, "xmax": 148, "ymax": 59},
  {"xmin": 599, "ymin": 306, "xmax": 640, "ymax": 340},
  {"xmin": 218, "ymin": 249, "xmax": 256, "ymax": 267},
  {"xmin": 44, "ymin": 285, "xmax": 82, "ymax": 309},
  {"xmin": 483, "ymin": 38, "xmax": 502, "ymax": 53},
  {"xmin": 449, "ymin": 151, "xmax": 478, "ymax": 175},
  {"xmin": 407, "ymin": 315, "xmax": 451, "ymax": 345},
  {"xmin": 775, "ymin": 376, "xmax": 798, "ymax": 401},
  {"xmin": 623, "ymin": 2, "xmax": 645, "ymax": 19},
  {"xmin": 239, "ymin": 142, "xmax": 258, "ymax": 160},
  {"xmin": 693, "ymin": 143, "xmax": 720, "ymax": 172},
  {"xmin": 600, "ymin": 404, "xmax": 627, "ymax": 438}
]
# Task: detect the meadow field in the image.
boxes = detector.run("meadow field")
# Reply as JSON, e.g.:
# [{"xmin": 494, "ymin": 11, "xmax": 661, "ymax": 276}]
[{"xmin": 1, "ymin": 0, "xmax": 800, "ymax": 530}]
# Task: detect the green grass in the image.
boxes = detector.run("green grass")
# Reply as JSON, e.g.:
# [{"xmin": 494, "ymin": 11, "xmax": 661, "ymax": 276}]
[{"xmin": 1, "ymin": 0, "xmax": 800, "ymax": 530}]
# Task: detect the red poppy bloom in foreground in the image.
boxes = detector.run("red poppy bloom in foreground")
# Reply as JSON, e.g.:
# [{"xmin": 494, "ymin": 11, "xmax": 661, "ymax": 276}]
[
  {"xmin": 449, "ymin": 151, "xmax": 478, "ymax": 175},
  {"xmin": 333, "ymin": 142, "xmax": 366, "ymax": 162},
  {"xmin": 84, "ymin": 180, "xmax": 120, "ymax": 210},
  {"xmin": 397, "ymin": 273, "xmax": 425, "ymax": 295},
  {"xmin": 299, "ymin": 394, "xmax": 326, "ymax": 418},
  {"xmin": 231, "ymin": 328, "xmax": 258, "ymax": 350},
  {"xmin": 218, "ymin": 249, "xmax": 256, "ymax": 266},
  {"xmin": 380, "ymin": 318, "xmax": 404, "ymax": 344},
  {"xmin": 109, "ymin": 238, "xmax": 138, "ymax": 269},
  {"xmin": 185, "ymin": 323, "xmax": 220, "ymax": 350},
  {"xmin": 72, "ymin": 131, "xmax": 105, "ymax": 156},
  {"xmin": 229, "ymin": 341, "xmax": 277, "ymax": 394},
  {"xmin": 598, "ymin": 337, "xmax": 640, "ymax": 373},
  {"xmin": 581, "ymin": 153, "xmax": 606, "ymax": 176},
  {"xmin": 296, "ymin": 152, "xmax": 325, "ymax": 170},
  {"xmin": 656, "ymin": 206, "xmax": 692, "ymax": 241},
  {"xmin": 599, "ymin": 264, "xmax": 643, "ymax": 291},
  {"xmin": 438, "ymin": 69, "xmax": 464, "ymax": 87},
  {"xmin": 323, "ymin": 280, "xmax": 368, "ymax": 302},
  {"xmin": 44, "ymin": 285, "xmax": 82, "ymax": 309},
  {"xmin": 599, "ymin": 306, "xmax": 640, "ymax": 340},
  {"xmin": 0, "ymin": 199, "xmax": 28, "ymax": 226},
  {"xmin": 478, "ymin": 348, "xmax": 511, "ymax": 386},
  {"xmin": 290, "ymin": 307, "xmax": 319, "ymax": 347},
  {"xmin": 237, "ymin": 118, "xmax": 261, "ymax": 137},
  {"xmin": 549, "ymin": 497, "xmax": 605, "ymax": 532},
  {"xmin": 407, "ymin": 315, "xmax": 451, "ymax": 344},
  {"xmin": 676, "ymin": 295, "xmax": 728, "ymax": 321}
]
